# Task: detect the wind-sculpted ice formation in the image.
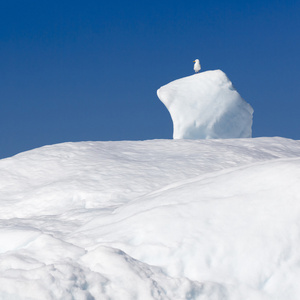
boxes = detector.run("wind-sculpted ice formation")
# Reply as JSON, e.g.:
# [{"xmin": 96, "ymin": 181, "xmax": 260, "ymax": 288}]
[{"xmin": 157, "ymin": 70, "xmax": 254, "ymax": 139}]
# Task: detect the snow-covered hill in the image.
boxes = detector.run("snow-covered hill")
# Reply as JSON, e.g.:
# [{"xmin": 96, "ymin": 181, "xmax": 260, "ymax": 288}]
[{"xmin": 1, "ymin": 137, "xmax": 300, "ymax": 299}]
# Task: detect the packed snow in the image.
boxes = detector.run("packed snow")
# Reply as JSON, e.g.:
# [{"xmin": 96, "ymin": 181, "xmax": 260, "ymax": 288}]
[
  {"xmin": 157, "ymin": 70, "xmax": 254, "ymax": 139},
  {"xmin": 1, "ymin": 137, "xmax": 300, "ymax": 299}
]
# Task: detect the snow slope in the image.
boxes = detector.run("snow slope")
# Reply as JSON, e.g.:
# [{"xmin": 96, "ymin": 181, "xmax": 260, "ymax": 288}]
[
  {"xmin": 1, "ymin": 137, "xmax": 300, "ymax": 299},
  {"xmin": 157, "ymin": 70, "xmax": 254, "ymax": 139}
]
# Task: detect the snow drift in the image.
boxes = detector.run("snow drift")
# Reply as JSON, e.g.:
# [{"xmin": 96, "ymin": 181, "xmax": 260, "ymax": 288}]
[
  {"xmin": 157, "ymin": 70, "xmax": 254, "ymax": 139},
  {"xmin": 1, "ymin": 137, "xmax": 300, "ymax": 299}
]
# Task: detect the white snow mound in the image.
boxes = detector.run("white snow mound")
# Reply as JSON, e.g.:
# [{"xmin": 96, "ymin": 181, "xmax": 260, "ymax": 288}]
[
  {"xmin": 1, "ymin": 137, "xmax": 300, "ymax": 299},
  {"xmin": 157, "ymin": 70, "xmax": 254, "ymax": 139}
]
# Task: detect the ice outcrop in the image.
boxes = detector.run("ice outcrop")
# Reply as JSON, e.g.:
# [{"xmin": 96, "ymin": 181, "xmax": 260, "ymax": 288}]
[{"xmin": 157, "ymin": 70, "xmax": 254, "ymax": 139}]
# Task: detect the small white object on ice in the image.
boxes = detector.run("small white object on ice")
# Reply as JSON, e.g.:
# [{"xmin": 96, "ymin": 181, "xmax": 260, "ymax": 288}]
[
  {"xmin": 193, "ymin": 59, "xmax": 201, "ymax": 73},
  {"xmin": 157, "ymin": 69, "xmax": 254, "ymax": 139}
]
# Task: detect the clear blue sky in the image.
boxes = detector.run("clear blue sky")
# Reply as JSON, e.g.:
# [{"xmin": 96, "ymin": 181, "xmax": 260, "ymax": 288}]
[{"xmin": 1, "ymin": 0, "xmax": 300, "ymax": 158}]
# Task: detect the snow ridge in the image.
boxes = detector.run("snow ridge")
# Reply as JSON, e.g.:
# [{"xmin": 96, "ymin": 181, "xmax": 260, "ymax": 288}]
[{"xmin": 1, "ymin": 137, "xmax": 300, "ymax": 299}]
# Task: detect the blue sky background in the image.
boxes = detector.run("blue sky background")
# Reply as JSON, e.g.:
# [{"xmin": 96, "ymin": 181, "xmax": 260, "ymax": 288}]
[{"xmin": 1, "ymin": 0, "xmax": 300, "ymax": 158}]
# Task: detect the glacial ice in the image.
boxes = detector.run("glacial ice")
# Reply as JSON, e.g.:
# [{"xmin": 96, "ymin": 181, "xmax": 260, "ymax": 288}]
[{"xmin": 157, "ymin": 70, "xmax": 254, "ymax": 139}]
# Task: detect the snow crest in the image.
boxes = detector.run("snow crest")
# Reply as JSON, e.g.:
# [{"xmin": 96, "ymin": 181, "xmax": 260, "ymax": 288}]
[{"xmin": 157, "ymin": 70, "xmax": 254, "ymax": 139}]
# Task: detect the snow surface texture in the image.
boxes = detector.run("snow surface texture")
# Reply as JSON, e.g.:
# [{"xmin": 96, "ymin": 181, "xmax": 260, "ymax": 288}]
[
  {"xmin": 157, "ymin": 70, "xmax": 254, "ymax": 139},
  {"xmin": 1, "ymin": 137, "xmax": 300, "ymax": 299}
]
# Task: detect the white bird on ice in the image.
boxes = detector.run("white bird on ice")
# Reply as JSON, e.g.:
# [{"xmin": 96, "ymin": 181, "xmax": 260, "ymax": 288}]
[{"xmin": 193, "ymin": 59, "xmax": 201, "ymax": 73}]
